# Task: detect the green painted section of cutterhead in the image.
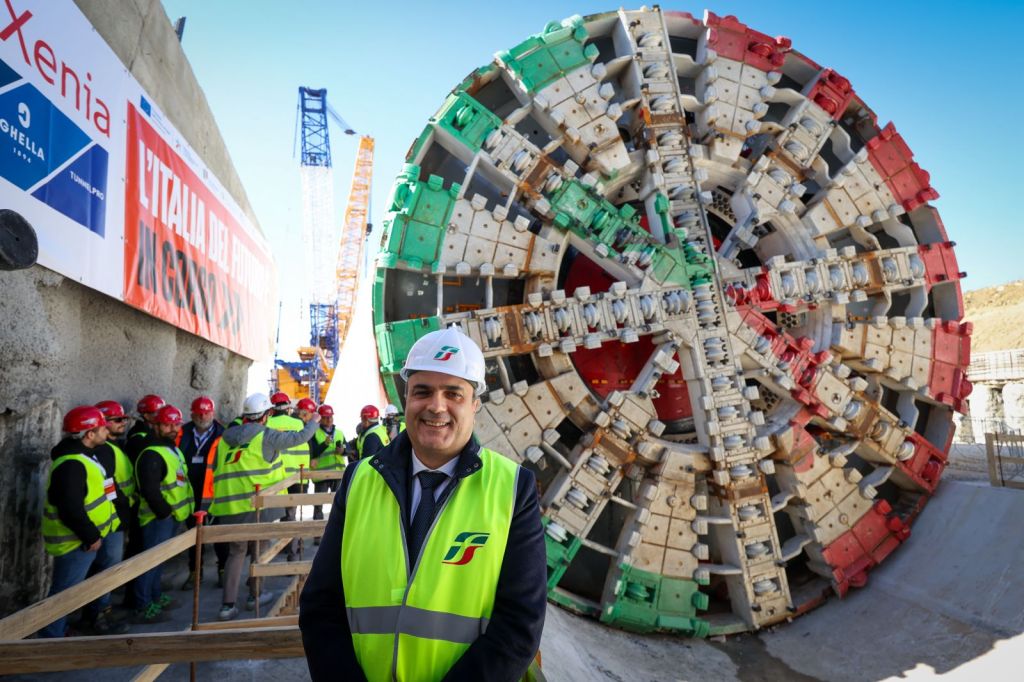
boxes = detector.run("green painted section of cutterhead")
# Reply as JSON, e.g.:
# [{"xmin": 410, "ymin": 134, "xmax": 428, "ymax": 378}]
[
  {"xmin": 432, "ymin": 91, "xmax": 502, "ymax": 153},
  {"xmin": 543, "ymin": 517, "xmax": 583, "ymax": 593},
  {"xmin": 371, "ymin": 267, "xmax": 387, "ymax": 329},
  {"xmin": 374, "ymin": 316, "xmax": 443, "ymax": 406},
  {"xmin": 599, "ymin": 562, "xmax": 710, "ymax": 637},
  {"xmin": 379, "ymin": 164, "xmax": 461, "ymax": 271},
  {"xmin": 406, "ymin": 124, "xmax": 434, "ymax": 163},
  {"xmin": 543, "ymin": 178, "xmax": 716, "ymax": 288},
  {"xmin": 496, "ymin": 15, "xmax": 597, "ymax": 93}
]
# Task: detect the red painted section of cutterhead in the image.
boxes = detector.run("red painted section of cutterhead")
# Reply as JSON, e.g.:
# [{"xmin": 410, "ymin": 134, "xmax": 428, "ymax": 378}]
[{"xmin": 564, "ymin": 252, "xmax": 694, "ymax": 420}]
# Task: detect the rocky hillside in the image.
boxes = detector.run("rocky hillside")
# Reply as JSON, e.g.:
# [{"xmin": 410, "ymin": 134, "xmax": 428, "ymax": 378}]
[{"xmin": 963, "ymin": 280, "xmax": 1024, "ymax": 353}]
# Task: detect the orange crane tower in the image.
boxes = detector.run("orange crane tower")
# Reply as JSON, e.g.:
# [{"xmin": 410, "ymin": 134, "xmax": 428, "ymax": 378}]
[{"xmin": 334, "ymin": 136, "xmax": 374, "ymax": 352}]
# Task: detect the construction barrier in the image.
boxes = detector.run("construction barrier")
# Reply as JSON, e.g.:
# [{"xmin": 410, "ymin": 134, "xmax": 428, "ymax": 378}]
[{"xmin": 985, "ymin": 433, "xmax": 1024, "ymax": 489}]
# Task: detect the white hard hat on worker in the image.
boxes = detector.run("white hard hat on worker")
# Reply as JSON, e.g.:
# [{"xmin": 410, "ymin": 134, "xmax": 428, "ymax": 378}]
[
  {"xmin": 243, "ymin": 392, "xmax": 273, "ymax": 417},
  {"xmin": 400, "ymin": 326, "xmax": 485, "ymax": 467},
  {"xmin": 400, "ymin": 326, "xmax": 486, "ymax": 393}
]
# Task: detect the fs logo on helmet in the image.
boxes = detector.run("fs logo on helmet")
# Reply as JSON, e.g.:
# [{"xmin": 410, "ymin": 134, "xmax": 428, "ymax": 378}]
[
  {"xmin": 441, "ymin": 531, "xmax": 489, "ymax": 565},
  {"xmin": 433, "ymin": 345, "xmax": 460, "ymax": 362}
]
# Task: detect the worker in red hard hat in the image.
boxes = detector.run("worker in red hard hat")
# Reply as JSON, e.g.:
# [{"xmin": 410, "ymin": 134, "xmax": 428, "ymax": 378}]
[
  {"xmin": 93, "ymin": 399, "xmax": 135, "ymax": 508},
  {"xmin": 38, "ymin": 407, "xmax": 120, "ymax": 638},
  {"xmin": 178, "ymin": 396, "xmax": 227, "ymax": 591},
  {"xmin": 121, "ymin": 393, "xmax": 166, "ymax": 610},
  {"xmin": 126, "ymin": 394, "xmax": 166, "ymax": 463},
  {"xmin": 93, "ymin": 401, "xmax": 135, "ymax": 518},
  {"xmin": 309, "ymin": 404, "xmax": 346, "ymax": 541},
  {"xmin": 74, "ymin": 401, "xmax": 136, "ymax": 635},
  {"xmin": 270, "ymin": 391, "xmax": 292, "ymax": 414},
  {"xmin": 355, "ymin": 405, "xmax": 389, "ymax": 460},
  {"xmin": 133, "ymin": 405, "xmax": 194, "ymax": 624}
]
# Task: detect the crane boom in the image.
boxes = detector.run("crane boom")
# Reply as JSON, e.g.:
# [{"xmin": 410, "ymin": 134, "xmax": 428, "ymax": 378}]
[{"xmin": 334, "ymin": 136, "xmax": 374, "ymax": 351}]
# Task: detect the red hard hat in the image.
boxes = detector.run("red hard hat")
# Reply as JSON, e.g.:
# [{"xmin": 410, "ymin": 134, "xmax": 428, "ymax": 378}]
[
  {"xmin": 191, "ymin": 396, "xmax": 215, "ymax": 415},
  {"xmin": 296, "ymin": 398, "xmax": 317, "ymax": 412},
  {"xmin": 318, "ymin": 404, "xmax": 334, "ymax": 418},
  {"xmin": 64, "ymin": 406, "xmax": 107, "ymax": 434},
  {"xmin": 95, "ymin": 400, "xmax": 126, "ymax": 419},
  {"xmin": 137, "ymin": 394, "xmax": 166, "ymax": 414},
  {"xmin": 153, "ymin": 405, "xmax": 184, "ymax": 426},
  {"xmin": 270, "ymin": 391, "xmax": 291, "ymax": 406},
  {"xmin": 360, "ymin": 404, "xmax": 379, "ymax": 420}
]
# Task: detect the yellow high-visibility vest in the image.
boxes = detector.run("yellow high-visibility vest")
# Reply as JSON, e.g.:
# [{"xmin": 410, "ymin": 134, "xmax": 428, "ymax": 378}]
[{"xmin": 341, "ymin": 448, "xmax": 518, "ymax": 681}]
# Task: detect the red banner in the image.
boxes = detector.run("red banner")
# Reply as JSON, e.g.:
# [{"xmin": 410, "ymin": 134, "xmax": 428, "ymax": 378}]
[{"xmin": 124, "ymin": 104, "xmax": 276, "ymax": 360}]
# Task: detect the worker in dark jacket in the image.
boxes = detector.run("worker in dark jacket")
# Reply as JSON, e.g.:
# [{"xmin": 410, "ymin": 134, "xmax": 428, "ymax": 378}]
[
  {"xmin": 133, "ymin": 405, "xmax": 194, "ymax": 623},
  {"xmin": 178, "ymin": 395, "xmax": 227, "ymax": 589},
  {"xmin": 121, "ymin": 393, "xmax": 165, "ymax": 610},
  {"xmin": 300, "ymin": 327, "xmax": 546, "ymax": 682},
  {"xmin": 78, "ymin": 400, "xmax": 136, "ymax": 634},
  {"xmin": 126, "ymin": 393, "xmax": 165, "ymax": 462},
  {"xmin": 355, "ymin": 404, "xmax": 389, "ymax": 459},
  {"xmin": 38, "ymin": 406, "xmax": 121, "ymax": 638}
]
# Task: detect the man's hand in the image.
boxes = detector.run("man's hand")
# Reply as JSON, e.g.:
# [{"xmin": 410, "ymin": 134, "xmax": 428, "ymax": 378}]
[{"xmin": 86, "ymin": 539, "xmax": 101, "ymax": 552}]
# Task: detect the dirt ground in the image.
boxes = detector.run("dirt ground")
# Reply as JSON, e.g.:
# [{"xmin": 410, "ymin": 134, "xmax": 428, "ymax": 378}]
[{"xmin": 964, "ymin": 280, "xmax": 1024, "ymax": 352}]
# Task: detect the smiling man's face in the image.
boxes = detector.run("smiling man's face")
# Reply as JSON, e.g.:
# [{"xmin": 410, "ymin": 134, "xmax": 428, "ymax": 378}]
[{"xmin": 404, "ymin": 370, "xmax": 479, "ymax": 466}]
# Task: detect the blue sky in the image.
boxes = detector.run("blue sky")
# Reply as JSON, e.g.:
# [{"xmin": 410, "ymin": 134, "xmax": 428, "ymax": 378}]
[{"xmin": 161, "ymin": 0, "xmax": 1023, "ymax": 356}]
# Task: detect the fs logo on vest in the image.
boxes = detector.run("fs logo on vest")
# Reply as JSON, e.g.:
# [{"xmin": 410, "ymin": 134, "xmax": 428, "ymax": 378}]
[
  {"xmin": 441, "ymin": 531, "xmax": 489, "ymax": 565},
  {"xmin": 225, "ymin": 448, "xmax": 246, "ymax": 465},
  {"xmin": 433, "ymin": 345, "xmax": 460, "ymax": 362}
]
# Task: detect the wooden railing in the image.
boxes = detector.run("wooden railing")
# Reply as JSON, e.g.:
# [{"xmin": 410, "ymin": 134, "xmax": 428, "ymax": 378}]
[{"xmin": 0, "ymin": 468, "xmax": 343, "ymax": 677}]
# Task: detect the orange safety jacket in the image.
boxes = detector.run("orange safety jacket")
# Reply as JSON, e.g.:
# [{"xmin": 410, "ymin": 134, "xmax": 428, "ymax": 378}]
[{"xmin": 174, "ymin": 432, "xmax": 222, "ymax": 507}]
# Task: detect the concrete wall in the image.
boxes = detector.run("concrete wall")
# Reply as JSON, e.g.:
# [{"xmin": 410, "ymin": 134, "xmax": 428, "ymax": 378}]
[
  {"xmin": 959, "ymin": 380, "xmax": 1024, "ymax": 444},
  {"xmin": 0, "ymin": 0, "xmax": 268, "ymax": 615}
]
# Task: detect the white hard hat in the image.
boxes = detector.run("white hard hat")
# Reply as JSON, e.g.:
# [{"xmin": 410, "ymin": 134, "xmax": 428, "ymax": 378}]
[
  {"xmin": 242, "ymin": 392, "xmax": 273, "ymax": 416},
  {"xmin": 384, "ymin": 404, "xmax": 400, "ymax": 417},
  {"xmin": 400, "ymin": 326, "xmax": 486, "ymax": 394}
]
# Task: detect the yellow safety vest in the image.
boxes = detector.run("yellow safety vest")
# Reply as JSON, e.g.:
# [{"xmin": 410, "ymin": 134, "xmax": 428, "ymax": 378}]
[
  {"xmin": 109, "ymin": 442, "xmax": 136, "ymax": 505},
  {"xmin": 209, "ymin": 431, "xmax": 283, "ymax": 515},
  {"xmin": 42, "ymin": 454, "xmax": 120, "ymax": 556},
  {"xmin": 312, "ymin": 427, "xmax": 347, "ymax": 471},
  {"xmin": 356, "ymin": 423, "xmax": 390, "ymax": 458},
  {"xmin": 136, "ymin": 445, "xmax": 195, "ymax": 525},
  {"xmin": 342, "ymin": 448, "xmax": 519, "ymax": 681},
  {"xmin": 267, "ymin": 414, "xmax": 310, "ymax": 478}
]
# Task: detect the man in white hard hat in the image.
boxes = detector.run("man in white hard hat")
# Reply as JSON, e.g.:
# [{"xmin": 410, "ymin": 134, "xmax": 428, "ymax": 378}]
[
  {"xmin": 209, "ymin": 393, "xmax": 320, "ymax": 621},
  {"xmin": 382, "ymin": 403, "xmax": 405, "ymax": 440},
  {"xmin": 300, "ymin": 326, "xmax": 546, "ymax": 681}
]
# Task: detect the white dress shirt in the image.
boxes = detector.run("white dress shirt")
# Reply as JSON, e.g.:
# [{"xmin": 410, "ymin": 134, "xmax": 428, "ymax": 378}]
[{"xmin": 409, "ymin": 451, "xmax": 458, "ymax": 521}]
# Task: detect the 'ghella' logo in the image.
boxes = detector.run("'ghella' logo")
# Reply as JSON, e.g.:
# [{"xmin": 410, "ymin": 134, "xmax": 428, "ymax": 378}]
[
  {"xmin": 433, "ymin": 345, "xmax": 460, "ymax": 362},
  {"xmin": 441, "ymin": 531, "xmax": 489, "ymax": 565}
]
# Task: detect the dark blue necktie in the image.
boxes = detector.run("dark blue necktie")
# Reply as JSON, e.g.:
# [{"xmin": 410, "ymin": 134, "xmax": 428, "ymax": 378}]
[{"xmin": 408, "ymin": 471, "xmax": 448, "ymax": 565}]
